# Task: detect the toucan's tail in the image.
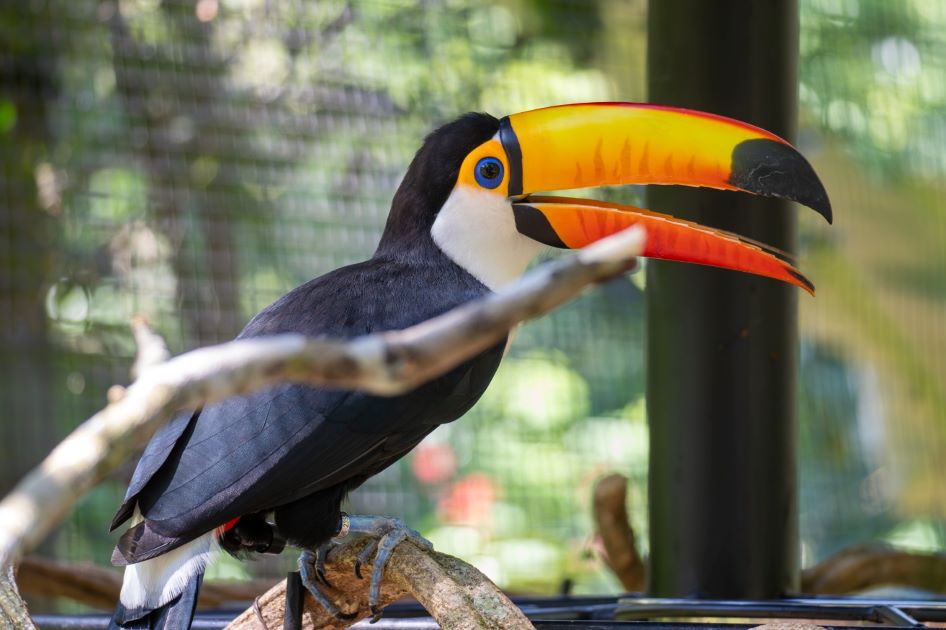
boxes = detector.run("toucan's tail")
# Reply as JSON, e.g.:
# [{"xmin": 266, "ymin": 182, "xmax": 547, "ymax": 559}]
[
  {"xmin": 108, "ymin": 531, "xmax": 215, "ymax": 629},
  {"xmin": 108, "ymin": 570, "xmax": 202, "ymax": 630}
]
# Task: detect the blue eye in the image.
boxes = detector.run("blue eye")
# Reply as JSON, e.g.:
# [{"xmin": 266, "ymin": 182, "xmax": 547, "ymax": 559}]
[{"xmin": 474, "ymin": 157, "xmax": 504, "ymax": 189}]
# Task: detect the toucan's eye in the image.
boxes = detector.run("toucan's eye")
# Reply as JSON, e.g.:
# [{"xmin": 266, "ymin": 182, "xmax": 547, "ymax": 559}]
[{"xmin": 474, "ymin": 157, "xmax": 504, "ymax": 189}]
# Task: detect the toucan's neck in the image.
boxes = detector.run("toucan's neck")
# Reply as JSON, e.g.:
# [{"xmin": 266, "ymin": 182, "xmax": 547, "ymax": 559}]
[
  {"xmin": 429, "ymin": 186, "xmax": 544, "ymax": 290},
  {"xmin": 373, "ymin": 182, "xmax": 441, "ymax": 258},
  {"xmin": 373, "ymin": 185, "xmax": 543, "ymax": 291}
]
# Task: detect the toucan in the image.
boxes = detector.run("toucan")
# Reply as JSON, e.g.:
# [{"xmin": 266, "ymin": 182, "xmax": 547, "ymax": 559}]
[{"xmin": 107, "ymin": 103, "xmax": 830, "ymax": 629}]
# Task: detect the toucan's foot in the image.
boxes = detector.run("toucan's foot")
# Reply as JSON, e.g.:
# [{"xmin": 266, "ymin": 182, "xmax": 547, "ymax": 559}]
[
  {"xmin": 336, "ymin": 514, "xmax": 433, "ymax": 623},
  {"xmin": 313, "ymin": 542, "xmax": 333, "ymax": 587},
  {"xmin": 298, "ymin": 549, "xmax": 356, "ymax": 622}
]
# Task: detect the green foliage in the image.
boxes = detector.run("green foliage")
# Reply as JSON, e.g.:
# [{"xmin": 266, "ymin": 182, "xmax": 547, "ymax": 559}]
[
  {"xmin": 798, "ymin": 0, "xmax": 946, "ymax": 548},
  {"xmin": 801, "ymin": 0, "xmax": 946, "ymax": 179},
  {"xmin": 0, "ymin": 99, "xmax": 16, "ymax": 134}
]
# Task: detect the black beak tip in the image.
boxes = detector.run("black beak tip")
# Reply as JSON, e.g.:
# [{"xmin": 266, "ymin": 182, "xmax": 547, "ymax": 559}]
[{"xmin": 729, "ymin": 138, "xmax": 833, "ymax": 224}]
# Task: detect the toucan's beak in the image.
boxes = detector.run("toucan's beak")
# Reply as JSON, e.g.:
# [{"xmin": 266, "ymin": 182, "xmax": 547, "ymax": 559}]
[
  {"xmin": 499, "ymin": 102, "xmax": 831, "ymax": 294},
  {"xmin": 514, "ymin": 196, "xmax": 814, "ymax": 294}
]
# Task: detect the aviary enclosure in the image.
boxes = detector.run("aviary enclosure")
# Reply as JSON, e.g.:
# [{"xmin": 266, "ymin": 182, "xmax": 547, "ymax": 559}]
[{"xmin": 1, "ymin": 0, "xmax": 945, "ymax": 628}]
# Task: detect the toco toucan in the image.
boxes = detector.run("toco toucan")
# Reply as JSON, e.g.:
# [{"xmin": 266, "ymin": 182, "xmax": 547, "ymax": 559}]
[{"xmin": 107, "ymin": 103, "xmax": 831, "ymax": 628}]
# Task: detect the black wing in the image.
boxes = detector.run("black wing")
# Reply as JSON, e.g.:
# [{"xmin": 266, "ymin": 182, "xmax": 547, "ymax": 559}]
[
  {"xmin": 109, "ymin": 409, "xmax": 198, "ymax": 530},
  {"xmin": 111, "ymin": 254, "xmax": 501, "ymax": 560}
]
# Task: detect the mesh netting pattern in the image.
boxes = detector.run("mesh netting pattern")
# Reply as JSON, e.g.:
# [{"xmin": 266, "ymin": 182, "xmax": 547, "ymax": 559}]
[{"xmin": 1, "ymin": 0, "xmax": 944, "ymax": 612}]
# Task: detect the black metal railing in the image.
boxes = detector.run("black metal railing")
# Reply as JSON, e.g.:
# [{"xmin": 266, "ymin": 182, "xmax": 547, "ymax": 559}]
[{"xmin": 33, "ymin": 595, "xmax": 946, "ymax": 629}]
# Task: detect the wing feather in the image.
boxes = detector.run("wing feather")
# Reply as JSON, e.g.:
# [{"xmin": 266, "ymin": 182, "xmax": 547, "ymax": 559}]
[{"xmin": 113, "ymin": 254, "xmax": 500, "ymax": 560}]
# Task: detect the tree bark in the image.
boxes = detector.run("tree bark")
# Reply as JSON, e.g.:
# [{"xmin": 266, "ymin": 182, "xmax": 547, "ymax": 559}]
[{"xmin": 0, "ymin": 567, "xmax": 36, "ymax": 630}]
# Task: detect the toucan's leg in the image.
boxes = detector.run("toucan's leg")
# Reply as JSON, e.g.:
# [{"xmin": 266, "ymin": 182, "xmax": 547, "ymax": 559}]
[
  {"xmin": 298, "ymin": 549, "xmax": 356, "ymax": 622},
  {"xmin": 337, "ymin": 514, "xmax": 434, "ymax": 623},
  {"xmin": 299, "ymin": 515, "xmax": 433, "ymax": 622}
]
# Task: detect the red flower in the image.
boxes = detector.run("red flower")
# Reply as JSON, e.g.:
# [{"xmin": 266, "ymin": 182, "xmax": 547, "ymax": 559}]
[
  {"xmin": 411, "ymin": 442, "xmax": 457, "ymax": 485},
  {"xmin": 437, "ymin": 473, "xmax": 497, "ymax": 526}
]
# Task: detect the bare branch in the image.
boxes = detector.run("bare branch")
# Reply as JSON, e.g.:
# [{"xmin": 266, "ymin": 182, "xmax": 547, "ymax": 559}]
[
  {"xmin": 802, "ymin": 545, "xmax": 946, "ymax": 595},
  {"xmin": 130, "ymin": 315, "xmax": 171, "ymax": 379},
  {"xmin": 0, "ymin": 227, "xmax": 645, "ymax": 570},
  {"xmin": 14, "ymin": 556, "xmax": 275, "ymax": 611},
  {"xmin": 0, "ymin": 566, "xmax": 36, "ymax": 630},
  {"xmin": 592, "ymin": 474, "xmax": 645, "ymax": 592},
  {"xmin": 589, "ymin": 469, "xmax": 946, "ymax": 598},
  {"xmin": 16, "ymin": 557, "xmax": 119, "ymax": 611},
  {"xmin": 226, "ymin": 539, "xmax": 534, "ymax": 630}
]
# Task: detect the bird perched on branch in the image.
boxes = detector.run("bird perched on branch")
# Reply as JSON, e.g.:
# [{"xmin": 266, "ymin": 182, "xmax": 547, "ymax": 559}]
[{"xmin": 107, "ymin": 103, "xmax": 831, "ymax": 629}]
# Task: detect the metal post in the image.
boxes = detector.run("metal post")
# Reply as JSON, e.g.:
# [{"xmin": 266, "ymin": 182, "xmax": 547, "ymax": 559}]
[
  {"xmin": 284, "ymin": 572, "xmax": 304, "ymax": 630},
  {"xmin": 645, "ymin": 0, "xmax": 800, "ymax": 598}
]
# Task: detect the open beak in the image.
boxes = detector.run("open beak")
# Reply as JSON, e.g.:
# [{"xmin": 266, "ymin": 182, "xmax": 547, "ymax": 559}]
[{"xmin": 500, "ymin": 103, "xmax": 831, "ymax": 294}]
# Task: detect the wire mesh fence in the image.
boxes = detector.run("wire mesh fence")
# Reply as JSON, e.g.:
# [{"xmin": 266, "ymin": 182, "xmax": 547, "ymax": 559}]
[
  {"xmin": 797, "ymin": 0, "xmax": 946, "ymax": 564},
  {"xmin": 0, "ymin": 0, "xmax": 944, "ymax": 614}
]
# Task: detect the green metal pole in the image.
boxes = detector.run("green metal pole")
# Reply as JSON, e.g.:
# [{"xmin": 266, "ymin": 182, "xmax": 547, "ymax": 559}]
[{"xmin": 646, "ymin": 0, "xmax": 800, "ymax": 598}]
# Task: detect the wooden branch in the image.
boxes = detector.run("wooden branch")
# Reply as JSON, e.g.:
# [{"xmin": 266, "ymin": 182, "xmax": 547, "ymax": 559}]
[
  {"xmin": 226, "ymin": 538, "xmax": 535, "ymax": 630},
  {"xmin": 17, "ymin": 557, "xmax": 118, "ymax": 611},
  {"xmin": 0, "ymin": 226, "xmax": 644, "ymax": 570},
  {"xmin": 14, "ymin": 556, "xmax": 275, "ymax": 611},
  {"xmin": 589, "ymin": 470, "xmax": 946, "ymax": 598},
  {"xmin": 130, "ymin": 315, "xmax": 171, "ymax": 379},
  {"xmin": 802, "ymin": 545, "xmax": 946, "ymax": 595},
  {"xmin": 592, "ymin": 474, "xmax": 645, "ymax": 592},
  {"xmin": 0, "ymin": 566, "xmax": 35, "ymax": 630}
]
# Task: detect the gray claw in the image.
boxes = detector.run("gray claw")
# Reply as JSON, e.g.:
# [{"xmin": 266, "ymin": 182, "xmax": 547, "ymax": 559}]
[
  {"xmin": 369, "ymin": 605, "xmax": 382, "ymax": 623},
  {"xmin": 315, "ymin": 543, "xmax": 333, "ymax": 587},
  {"xmin": 325, "ymin": 514, "xmax": 435, "ymax": 621},
  {"xmin": 368, "ymin": 528, "xmax": 410, "ymax": 613},
  {"xmin": 298, "ymin": 550, "xmax": 356, "ymax": 622},
  {"xmin": 355, "ymin": 538, "xmax": 380, "ymax": 580}
]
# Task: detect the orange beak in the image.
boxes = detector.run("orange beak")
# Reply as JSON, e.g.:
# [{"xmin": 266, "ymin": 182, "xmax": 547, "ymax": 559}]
[{"xmin": 495, "ymin": 103, "xmax": 830, "ymax": 294}]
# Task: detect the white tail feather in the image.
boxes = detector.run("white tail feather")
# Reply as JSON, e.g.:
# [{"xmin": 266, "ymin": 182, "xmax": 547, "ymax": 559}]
[{"xmin": 118, "ymin": 516, "xmax": 218, "ymax": 611}]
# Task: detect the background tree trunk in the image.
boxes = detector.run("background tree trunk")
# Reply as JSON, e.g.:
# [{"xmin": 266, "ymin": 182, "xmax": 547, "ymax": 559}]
[
  {"xmin": 109, "ymin": 1, "xmax": 244, "ymax": 345},
  {"xmin": 0, "ymin": 1, "xmax": 58, "ymax": 496}
]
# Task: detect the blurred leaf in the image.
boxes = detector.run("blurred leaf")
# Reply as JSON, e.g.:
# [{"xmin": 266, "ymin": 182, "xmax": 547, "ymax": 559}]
[{"xmin": 0, "ymin": 99, "xmax": 16, "ymax": 133}]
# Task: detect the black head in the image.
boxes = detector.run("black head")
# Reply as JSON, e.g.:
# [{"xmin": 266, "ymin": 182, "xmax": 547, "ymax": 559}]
[{"xmin": 376, "ymin": 112, "xmax": 500, "ymax": 254}]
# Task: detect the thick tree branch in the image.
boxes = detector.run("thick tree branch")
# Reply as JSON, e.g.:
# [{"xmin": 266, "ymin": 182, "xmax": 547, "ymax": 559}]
[
  {"xmin": 0, "ymin": 567, "xmax": 35, "ymax": 630},
  {"xmin": 0, "ymin": 226, "xmax": 645, "ymax": 571},
  {"xmin": 226, "ymin": 539, "xmax": 534, "ymax": 630}
]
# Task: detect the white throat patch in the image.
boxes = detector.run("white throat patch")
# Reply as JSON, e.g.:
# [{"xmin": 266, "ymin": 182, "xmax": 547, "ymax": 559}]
[{"xmin": 431, "ymin": 185, "xmax": 544, "ymax": 290}]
